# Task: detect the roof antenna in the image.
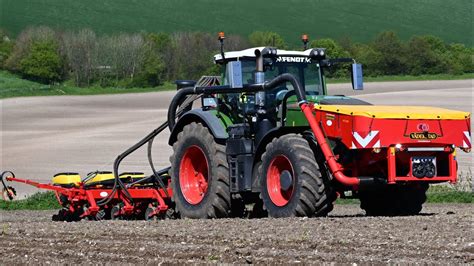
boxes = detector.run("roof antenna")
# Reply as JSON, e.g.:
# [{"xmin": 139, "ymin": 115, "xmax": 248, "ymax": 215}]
[
  {"xmin": 301, "ymin": 34, "xmax": 309, "ymax": 50},
  {"xmin": 218, "ymin": 32, "xmax": 226, "ymax": 62}
]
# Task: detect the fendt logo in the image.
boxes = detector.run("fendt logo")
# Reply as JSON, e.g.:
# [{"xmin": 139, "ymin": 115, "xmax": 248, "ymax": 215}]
[{"xmin": 276, "ymin": 57, "xmax": 311, "ymax": 63}]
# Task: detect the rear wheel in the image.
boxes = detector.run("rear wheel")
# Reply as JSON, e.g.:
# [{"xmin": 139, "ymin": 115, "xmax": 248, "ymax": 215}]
[
  {"xmin": 259, "ymin": 134, "xmax": 334, "ymax": 218},
  {"xmin": 359, "ymin": 183, "xmax": 428, "ymax": 216},
  {"xmin": 170, "ymin": 122, "xmax": 231, "ymax": 218}
]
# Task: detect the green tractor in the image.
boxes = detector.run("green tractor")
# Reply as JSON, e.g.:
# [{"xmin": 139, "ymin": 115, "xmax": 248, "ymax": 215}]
[
  {"xmin": 168, "ymin": 36, "xmax": 361, "ymax": 218},
  {"xmin": 167, "ymin": 35, "xmax": 469, "ymax": 219}
]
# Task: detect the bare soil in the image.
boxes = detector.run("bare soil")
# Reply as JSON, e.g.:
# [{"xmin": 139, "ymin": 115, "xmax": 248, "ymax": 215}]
[{"xmin": 0, "ymin": 204, "xmax": 472, "ymax": 264}]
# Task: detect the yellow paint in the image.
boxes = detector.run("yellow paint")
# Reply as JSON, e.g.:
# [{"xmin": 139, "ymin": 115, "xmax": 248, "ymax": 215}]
[
  {"xmin": 52, "ymin": 173, "xmax": 81, "ymax": 187},
  {"xmin": 315, "ymin": 105, "xmax": 470, "ymax": 120}
]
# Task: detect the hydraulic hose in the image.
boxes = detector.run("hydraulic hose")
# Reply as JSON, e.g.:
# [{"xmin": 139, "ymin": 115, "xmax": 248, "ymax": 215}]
[
  {"xmin": 300, "ymin": 103, "xmax": 360, "ymax": 186},
  {"xmin": 96, "ymin": 123, "xmax": 169, "ymax": 206},
  {"xmin": 167, "ymin": 87, "xmax": 195, "ymax": 131},
  {"xmin": 98, "ymin": 92, "xmax": 202, "ymax": 206}
]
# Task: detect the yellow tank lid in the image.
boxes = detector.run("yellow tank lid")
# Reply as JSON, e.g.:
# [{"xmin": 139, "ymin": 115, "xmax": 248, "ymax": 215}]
[{"xmin": 52, "ymin": 172, "xmax": 81, "ymax": 187}]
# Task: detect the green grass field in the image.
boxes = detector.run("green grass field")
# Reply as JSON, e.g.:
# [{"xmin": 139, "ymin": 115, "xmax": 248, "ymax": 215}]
[
  {"xmin": 0, "ymin": 0, "xmax": 471, "ymax": 46},
  {"xmin": 0, "ymin": 71, "xmax": 174, "ymax": 99}
]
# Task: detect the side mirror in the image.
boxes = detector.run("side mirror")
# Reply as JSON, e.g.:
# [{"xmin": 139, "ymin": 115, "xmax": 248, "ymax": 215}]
[{"xmin": 351, "ymin": 63, "xmax": 364, "ymax": 90}]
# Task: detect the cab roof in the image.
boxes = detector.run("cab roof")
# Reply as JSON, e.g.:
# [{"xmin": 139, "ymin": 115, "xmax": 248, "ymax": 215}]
[{"xmin": 214, "ymin": 47, "xmax": 315, "ymax": 63}]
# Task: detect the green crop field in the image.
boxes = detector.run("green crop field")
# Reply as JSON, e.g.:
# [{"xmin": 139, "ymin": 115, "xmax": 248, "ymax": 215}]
[{"xmin": 0, "ymin": 0, "xmax": 471, "ymax": 46}]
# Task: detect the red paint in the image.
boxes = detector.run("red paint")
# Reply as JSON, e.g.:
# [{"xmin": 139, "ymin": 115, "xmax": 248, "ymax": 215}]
[
  {"xmin": 300, "ymin": 103, "xmax": 468, "ymax": 188},
  {"xmin": 266, "ymin": 155, "xmax": 294, "ymax": 207},
  {"xmin": 5, "ymin": 176, "xmax": 169, "ymax": 219},
  {"xmin": 179, "ymin": 145, "xmax": 209, "ymax": 205}
]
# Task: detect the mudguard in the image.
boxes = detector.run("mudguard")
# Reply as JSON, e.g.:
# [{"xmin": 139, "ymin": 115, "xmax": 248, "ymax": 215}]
[{"xmin": 168, "ymin": 109, "xmax": 229, "ymax": 145}]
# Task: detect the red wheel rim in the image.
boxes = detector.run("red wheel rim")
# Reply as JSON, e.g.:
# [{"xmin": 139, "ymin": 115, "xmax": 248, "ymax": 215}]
[
  {"xmin": 179, "ymin": 145, "xmax": 209, "ymax": 205},
  {"xmin": 266, "ymin": 155, "xmax": 294, "ymax": 207}
]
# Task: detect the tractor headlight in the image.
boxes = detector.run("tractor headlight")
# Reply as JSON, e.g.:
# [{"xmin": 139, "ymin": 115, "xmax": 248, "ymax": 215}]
[{"xmin": 309, "ymin": 48, "xmax": 326, "ymax": 60}]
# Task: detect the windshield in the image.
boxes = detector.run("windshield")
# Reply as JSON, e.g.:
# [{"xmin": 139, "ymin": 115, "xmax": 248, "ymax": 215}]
[{"xmin": 239, "ymin": 60, "xmax": 324, "ymax": 95}]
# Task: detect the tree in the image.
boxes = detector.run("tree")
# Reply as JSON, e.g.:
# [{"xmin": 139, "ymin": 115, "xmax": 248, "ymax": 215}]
[
  {"xmin": 5, "ymin": 26, "xmax": 56, "ymax": 73},
  {"xmin": 170, "ymin": 32, "xmax": 220, "ymax": 80},
  {"xmin": 248, "ymin": 31, "xmax": 287, "ymax": 49},
  {"xmin": 445, "ymin": 43, "xmax": 473, "ymax": 74},
  {"xmin": 19, "ymin": 40, "xmax": 63, "ymax": 83},
  {"xmin": 350, "ymin": 43, "xmax": 383, "ymax": 76},
  {"xmin": 130, "ymin": 34, "xmax": 169, "ymax": 87},
  {"xmin": 62, "ymin": 29, "xmax": 97, "ymax": 86},
  {"xmin": 406, "ymin": 36, "xmax": 443, "ymax": 75},
  {"xmin": 146, "ymin": 33, "xmax": 174, "ymax": 81},
  {"xmin": 371, "ymin": 31, "xmax": 407, "ymax": 75}
]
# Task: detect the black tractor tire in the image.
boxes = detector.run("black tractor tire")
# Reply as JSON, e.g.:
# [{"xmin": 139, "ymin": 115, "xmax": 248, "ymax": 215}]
[
  {"xmin": 170, "ymin": 122, "xmax": 231, "ymax": 219},
  {"xmin": 259, "ymin": 134, "xmax": 334, "ymax": 218},
  {"xmin": 303, "ymin": 131, "xmax": 337, "ymax": 216},
  {"xmin": 359, "ymin": 183, "xmax": 429, "ymax": 216}
]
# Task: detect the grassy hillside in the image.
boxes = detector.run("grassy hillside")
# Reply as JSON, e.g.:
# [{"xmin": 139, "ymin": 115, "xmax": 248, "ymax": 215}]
[
  {"xmin": 0, "ymin": 71, "xmax": 174, "ymax": 98},
  {"xmin": 0, "ymin": 0, "xmax": 471, "ymax": 46}
]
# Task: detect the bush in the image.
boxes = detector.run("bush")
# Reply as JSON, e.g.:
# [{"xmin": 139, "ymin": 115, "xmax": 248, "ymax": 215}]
[
  {"xmin": 5, "ymin": 26, "xmax": 56, "ymax": 73},
  {"xmin": 406, "ymin": 36, "xmax": 444, "ymax": 75},
  {"xmin": 19, "ymin": 40, "xmax": 63, "ymax": 83},
  {"xmin": 445, "ymin": 43, "xmax": 474, "ymax": 74},
  {"xmin": 350, "ymin": 43, "xmax": 383, "ymax": 76}
]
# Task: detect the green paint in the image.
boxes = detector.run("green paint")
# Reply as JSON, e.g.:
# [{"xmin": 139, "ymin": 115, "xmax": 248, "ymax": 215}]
[
  {"xmin": 212, "ymin": 109, "xmax": 234, "ymax": 129},
  {"xmin": 1, "ymin": 0, "xmax": 471, "ymax": 46}
]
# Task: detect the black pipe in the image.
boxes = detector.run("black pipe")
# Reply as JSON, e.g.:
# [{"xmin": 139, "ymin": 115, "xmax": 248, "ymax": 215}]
[
  {"xmin": 167, "ymin": 87, "xmax": 195, "ymax": 131},
  {"xmin": 263, "ymin": 73, "xmax": 306, "ymax": 105}
]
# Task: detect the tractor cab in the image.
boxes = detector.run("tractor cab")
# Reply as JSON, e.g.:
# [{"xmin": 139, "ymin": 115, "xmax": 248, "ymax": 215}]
[
  {"xmin": 215, "ymin": 47, "xmax": 326, "ymax": 95},
  {"xmin": 213, "ymin": 46, "xmax": 364, "ymax": 127}
]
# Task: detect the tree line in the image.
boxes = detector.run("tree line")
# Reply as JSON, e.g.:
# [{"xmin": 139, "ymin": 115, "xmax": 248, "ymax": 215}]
[{"xmin": 0, "ymin": 27, "xmax": 472, "ymax": 86}]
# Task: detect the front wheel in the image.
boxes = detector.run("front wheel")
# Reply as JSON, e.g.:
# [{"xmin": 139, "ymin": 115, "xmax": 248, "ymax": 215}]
[
  {"xmin": 259, "ymin": 134, "xmax": 334, "ymax": 218},
  {"xmin": 170, "ymin": 122, "xmax": 231, "ymax": 218}
]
